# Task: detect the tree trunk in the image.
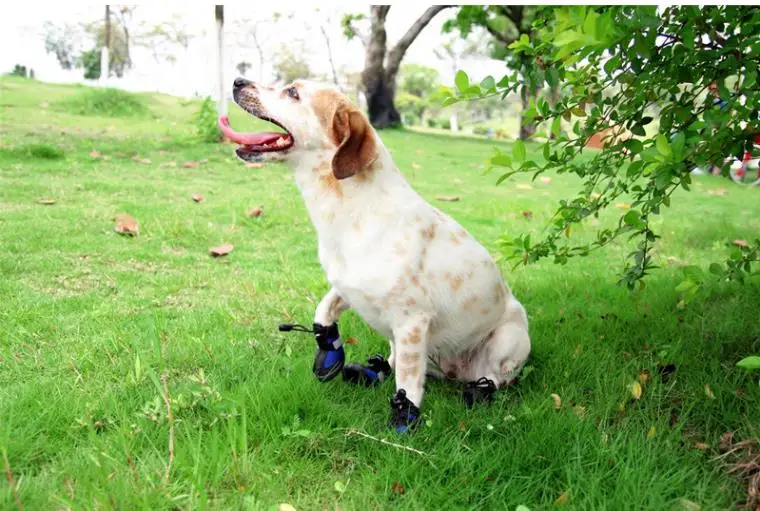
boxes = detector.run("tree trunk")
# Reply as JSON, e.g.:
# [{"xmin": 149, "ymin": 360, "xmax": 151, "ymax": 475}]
[
  {"xmin": 319, "ymin": 25, "xmax": 340, "ymax": 87},
  {"xmin": 101, "ymin": 5, "xmax": 110, "ymax": 84},
  {"xmin": 361, "ymin": 5, "xmax": 451, "ymax": 129},
  {"xmin": 519, "ymin": 84, "xmax": 537, "ymax": 140},
  {"xmin": 548, "ymin": 85, "xmax": 560, "ymax": 140},
  {"xmin": 215, "ymin": 5, "xmax": 227, "ymax": 117}
]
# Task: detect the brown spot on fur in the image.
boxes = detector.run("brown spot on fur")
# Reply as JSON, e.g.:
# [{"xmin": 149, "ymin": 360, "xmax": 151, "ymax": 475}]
[
  {"xmin": 450, "ymin": 233, "xmax": 462, "ymax": 245},
  {"xmin": 403, "ymin": 327, "xmax": 422, "ymax": 345},
  {"xmin": 464, "ymin": 296, "xmax": 477, "ymax": 310},
  {"xmin": 398, "ymin": 366, "xmax": 419, "ymax": 382},
  {"xmin": 422, "ymin": 224, "xmax": 437, "ymax": 241},
  {"xmin": 405, "ymin": 297, "xmax": 416, "ymax": 306},
  {"xmin": 410, "ymin": 276, "xmax": 420, "ymax": 287},
  {"xmin": 480, "ymin": 308, "xmax": 490, "ymax": 316},
  {"xmin": 450, "ymin": 275, "xmax": 464, "ymax": 292},
  {"xmin": 400, "ymin": 352, "xmax": 420, "ymax": 364},
  {"xmin": 492, "ymin": 283, "xmax": 505, "ymax": 302}
]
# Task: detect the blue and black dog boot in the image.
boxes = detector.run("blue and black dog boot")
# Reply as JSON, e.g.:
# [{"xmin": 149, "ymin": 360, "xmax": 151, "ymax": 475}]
[
  {"xmin": 342, "ymin": 354, "xmax": 391, "ymax": 386},
  {"xmin": 462, "ymin": 377, "xmax": 498, "ymax": 408},
  {"xmin": 278, "ymin": 322, "xmax": 345, "ymax": 383},
  {"xmin": 390, "ymin": 389, "xmax": 420, "ymax": 434},
  {"xmin": 312, "ymin": 322, "xmax": 345, "ymax": 382}
]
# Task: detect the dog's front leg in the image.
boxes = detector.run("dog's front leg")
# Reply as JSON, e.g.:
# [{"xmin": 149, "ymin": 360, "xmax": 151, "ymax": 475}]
[
  {"xmin": 311, "ymin": 288, "xmax": 349, "ymax": 382},
  {"xmin": 389, "ymin": 316, "xmax": 430, "ymax": 433}
]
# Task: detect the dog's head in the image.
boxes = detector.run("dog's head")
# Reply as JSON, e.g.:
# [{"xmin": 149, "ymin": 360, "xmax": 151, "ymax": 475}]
[{"xmin": 220, "ymin": 78, "xmax": 377, "ymax": 179}]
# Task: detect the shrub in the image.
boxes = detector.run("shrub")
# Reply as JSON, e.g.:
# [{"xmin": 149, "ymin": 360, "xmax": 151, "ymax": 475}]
[
  {"xmin": 61, "ymin": 87, "xmax": 149, "ymax": 117},
  {"xmin": 194, "ymin": 96, "xmax": 221, "ymax": 143},
  {"xmin": 1, "ymin": 143, "xmax": 65, "ymax": 160}
]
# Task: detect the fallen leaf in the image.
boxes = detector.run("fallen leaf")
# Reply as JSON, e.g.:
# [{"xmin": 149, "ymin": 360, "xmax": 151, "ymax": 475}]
[
  {"xmin": 36, "ymin": 198, "xmax": 56, "ymax": 205},
  {"xmin": 679, "ymin": 499, "xmax": 702, "ymax": 511},
  {"xmin": 114, "ymin": 214, "xmax": 139, "ymax": 236},
  {"xmin": 732, "ymin": 239, "xmax": 748, "ymax": 247},
  {"xmin": 574, "ymin": 405, "xmax": 587, "ymax": 418},
  {"xmin": 246, "ymin": 162, "xmax": 263, "ymax": 169},
  {"xmin": 345, "ymin": 336, "xmax": 358, "ymax": 345},
  {"xmin": 694, "ymin": 442, "xmax": 709, "ymax": 451},
  {"xmin": 247, "ymin": 206, "xmax": 263, "ymax": 218},
  {"xmin": 719, "ymin": 432, "xmax": 733, "ymax": 451},
  {"xmin": 522, "ymin": 211, "xmax": 533, "ymax": 219},
  {"xmin": 199, "ymin": 158, "xmax": 209, "ymax": 164},
  {"xmin": 630, "ymin": 381, "xmax": 643, "ymax": 400},
  {"xmin": 391, "ymin": 481, "xmax": 405, "ymax": 495},
  {"xmin": 40, "ymin": 102, "xmax": 49, "ymax": 108},
  {"xmin": 647, "ymin": 425, "xmax": 656, "ymax": 440},
  {"xmin": 615, "ymin": 202, "xmax": 631, "ymax": 209},
  {"xmin": 182, "ymin": 161, "xmax": 199, "ymax": 168},
  {"xmin": 435, "ymin": 195, "xmax": 460, "ymax": 202},
  {"xmin": 516, "ymin": 183, "xmax": 533, "ymax": 190},
  {"xmin": 590, "ymin": 192, "xmax": 602, "ymax": 199},
  {"xmin": 540, "ymin": 176, "xmax": 552, "ymax": 184},
  {"xmin": 411, "ymin": 162, "xmax": 421, "ymax": 169},
  {"xmin": 160, "ymin": 161, "xmax": 177, "ymax": 168},
  {"xmin": 638, "ymin": 370, "xmax": 650, "ymax": 385},
  {"xmin": 453, "ymin": 178, "xmax": 463, "ymax": 185},
  {"xmin": 209, "ymin": 244, "xmax": 233, "ymax": 257},
  {"xmin": 458, "ymin": 420, "xmax": 466, "ymax": 431},
  {"xmin": 278, "ymin": 505, "xmax": 297, "ymax": 511},
  {"xmin": 707, "ymin": 187, "xmax": 727, "ymax": 196},
  {"xmin": 704, "ymin": 384, "xmax": 715, "ymax": 399},
  {"xmin": 555, "ymin": 491, "xmax": 569, "ymax": 505},
  {"xmin": 192, "ymin": 194, "xmax": 205, "ymax": 203},
  {"xmin": 134, "ymin": 157, "xmax": 151, "ymax": 164},
  {"xmin": 550, "ymin": 393, "xmax": 561, "ymax": 409},
  {"xmin": 90, "ymin": 150, "xmax": 102, "ymax": 159}
]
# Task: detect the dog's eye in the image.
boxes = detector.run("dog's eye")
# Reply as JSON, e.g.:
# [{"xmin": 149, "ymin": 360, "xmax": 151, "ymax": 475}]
[{"xmin": 286, "ymin": 86, "xmax": 299, "ymax": 101}]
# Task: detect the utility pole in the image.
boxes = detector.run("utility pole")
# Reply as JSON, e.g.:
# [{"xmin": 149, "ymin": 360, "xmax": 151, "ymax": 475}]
[
  {"xmin": 101, "ymin": 5, "xmax": 110, "ymax": 85},
  {"xmin": 215, "ymin": 5, "xmax": 227, "ymax": 117}
]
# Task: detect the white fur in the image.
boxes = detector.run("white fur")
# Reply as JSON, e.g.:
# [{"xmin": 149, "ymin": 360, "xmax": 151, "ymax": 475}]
[{"xmin": 239, "ymin": 80, "xmax": 531, "ymax": 408}]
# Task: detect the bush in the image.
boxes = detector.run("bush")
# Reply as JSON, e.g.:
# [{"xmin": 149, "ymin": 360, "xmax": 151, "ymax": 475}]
[
  {"xmin": 1, "ymin": 143, "xmax": 65, "ymax": 160},
  {"xmin": 472, "ymin": 125, "xmax": 489, "ymax": 135},
  {"xmin": 439, "ymin": 118, "xmax": 451, "ymax": 130},
  {"xmin": 194, "ymin": 96, "xmax": 221, "ymax": 143},
  {"xmin": 61, "ymin": 88, "xmax": 149, "ymax": 117},
  {"xmin": 426, "ymin": 118, "xmax": 438, "ymax": 128}
]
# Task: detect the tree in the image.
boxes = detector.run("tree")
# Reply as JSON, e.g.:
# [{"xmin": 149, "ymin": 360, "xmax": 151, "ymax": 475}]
[
  {"xmin": 215, "ymin": 5, "xmax": 226, "ymax": 118},
  {"xmin": 272, "ymin": 43, "xmax": 313, "ymax": 84},
  {"xmin": 443, "ymin": 6, "xmax": 545, "ymax": 140},
  {"xmin": 342, "ymin": 6, "xmax": 452, "ymax": 129},
  {"xmin": 43, "ymin": 22, "xmax": 84, "ymax": 71},
  {"xmin": 441, "ymin": 6, "xmax": 759, "ymax": 293},
  {"xmin": 399, "ymin": 63, "xmax": 439, "ymax": 98}
]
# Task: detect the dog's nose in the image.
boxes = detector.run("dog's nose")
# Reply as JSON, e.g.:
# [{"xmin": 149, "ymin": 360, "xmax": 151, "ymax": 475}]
[{"xmin": 233, "ymin": 77, "xmax": 252, "ymax": 90}]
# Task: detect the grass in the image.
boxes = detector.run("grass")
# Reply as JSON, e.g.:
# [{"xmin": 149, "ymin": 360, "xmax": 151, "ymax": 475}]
[{"xmin": 1, "ymin": 74, "xmax": 759, "ymax": 510}]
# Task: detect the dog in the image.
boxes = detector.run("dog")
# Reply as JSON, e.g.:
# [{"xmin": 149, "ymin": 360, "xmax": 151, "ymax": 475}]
[{"xmin": 220, "ymin": 78, "xmax": 531, "ymax": 432}]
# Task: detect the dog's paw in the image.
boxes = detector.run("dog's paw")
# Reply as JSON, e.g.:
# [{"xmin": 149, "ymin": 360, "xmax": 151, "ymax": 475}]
[
  {"xmin": 462, "ymin": 377, "xmax": 498, "ymax": 408},
  {"xmin": 389, "ymin": 389, "xmax": 420, "ymax": 434},
  {"xmin": 342, "ymin": 354, "xmax": 391, "ymax": 387},
  {"xmin": 312, "ymin": 346, "xmax": 345, "ymax": 382}
]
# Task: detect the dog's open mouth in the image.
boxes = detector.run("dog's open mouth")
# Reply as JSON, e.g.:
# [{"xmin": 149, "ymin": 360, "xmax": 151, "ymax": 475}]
[{"xmin": 218, "ymin": 115, "xmax": 294, "ymax": 159}]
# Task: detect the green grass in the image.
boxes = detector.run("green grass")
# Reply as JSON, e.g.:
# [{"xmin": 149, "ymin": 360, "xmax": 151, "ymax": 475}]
[{"xmin": 1, "ymin": 75, "xmax": 759, "ymax": 510}]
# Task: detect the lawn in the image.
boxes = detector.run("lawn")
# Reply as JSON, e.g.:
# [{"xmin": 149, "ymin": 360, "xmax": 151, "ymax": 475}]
[{"xmin": 1, "ymin": 75, "xmax": 759, "ymax": 510}]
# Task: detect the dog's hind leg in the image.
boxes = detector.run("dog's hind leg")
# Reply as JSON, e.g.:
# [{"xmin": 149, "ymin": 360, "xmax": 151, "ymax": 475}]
[{"xmin": 462, "ymin": 301, "xmax": 531, "ymax": 408}]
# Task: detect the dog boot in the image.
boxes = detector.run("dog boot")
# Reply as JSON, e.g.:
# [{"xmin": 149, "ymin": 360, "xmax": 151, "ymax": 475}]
[
  {"xmin": 389, "ymin": 389, "xmax": 421, "ymax": 434},
  {"xmin": 462, "ymin": 377, "xmax": 498, "ymax": 408},
  {"xmin": 312, "ymin": 322, "xmax": 345, "ymax": 382},
  {"xmin": 342, "ymin": 354, "xmax": 391, "ymax": 386}
]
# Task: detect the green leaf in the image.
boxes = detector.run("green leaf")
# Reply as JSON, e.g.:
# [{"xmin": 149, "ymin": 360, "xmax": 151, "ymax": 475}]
[
  {"xmin": 655, "ymin": 134, "xmax": 672, "ymax": 157},
  {"xmin": 675, "ymin": 279, "xmax": 697, "ymax": 293},
  {"xmin": 490, "ymin": 154, "xmax": 512, "ymax": 167},
  {"xmin": 631, "ymin": 124, "xmax": 646, "ymax": 137},
  {"xmin": 671, "ymin": 132, "xmax": 686, "ymax": 159},
  {"xmin": 553, "ymin": 30, "xmax": 580, "ymax": 47},
  {"xmin": 552, "ymin": 117, "xmax": 562, "ymax": 138},
  {"xmin": 628, "ymin": 139, "xmax": 644, "ymax": 155},
  {"xmin": 571, "ymin": 106, "xmax": 586, "ymax": 117},
  {"xmin": 709, "ymin": 263, "xmax": 723, "ymax": 275},
  {"xmin": 683, "ymin": 265, "xmax": 705, "ymax": 282},
  {"xmin": 736, "ymin": 356, "xmax": 760, "ymax": 371},
  {"xmin": 623, "ymin": 210, "xmax": 641, "ymax": 226},
  {"xmin": 513, "ymin": 140, "xmax": 527, "ymax": 164},
  {"xmin": 455, "ymin": 70, "xmax": 469, "ymax": 93},
  {"xmin": 480, "ymin": 76, "xmax": 496, "ymax": 91}
]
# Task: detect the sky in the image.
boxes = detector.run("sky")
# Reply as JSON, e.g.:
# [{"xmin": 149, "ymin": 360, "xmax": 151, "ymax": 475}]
[{"xmin": 0, "ymin": 4, "xmax": 508, "ymax": 100}]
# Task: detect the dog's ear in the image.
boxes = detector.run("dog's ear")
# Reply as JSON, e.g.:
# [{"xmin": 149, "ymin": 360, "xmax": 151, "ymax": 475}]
[{"xmin": 331, "ymin": 106, "xmax": 377, "ymax": 180}]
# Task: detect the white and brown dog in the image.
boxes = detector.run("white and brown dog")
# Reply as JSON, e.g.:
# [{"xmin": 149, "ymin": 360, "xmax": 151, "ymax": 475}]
[{"xmin": 220, "ymin": 78, "xmax": 530, "ymax": 432}]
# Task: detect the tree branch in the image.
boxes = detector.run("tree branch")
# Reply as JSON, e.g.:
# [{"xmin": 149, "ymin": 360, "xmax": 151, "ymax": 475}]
[
  {"xmin": 485, "ymin": 21, "xmax": 516, "ymax": 46},
  {"xmin": 385, "ymin": 5, "xmax": 453, "ymax": 83}
]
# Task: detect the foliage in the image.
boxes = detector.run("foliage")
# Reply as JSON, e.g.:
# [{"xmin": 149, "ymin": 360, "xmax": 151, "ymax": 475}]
[
  {"xmin": 194, "ymin": 96, "xmax": 222, "ymax": 143},
  {"xmin": 7, "ymin": 65, "xmax": 31, "ymax": 78},
  {"xmin": 43, "ymin": 21, "xmax": 84, "ymax": 71},
  {"xmin": 440, "ymin": 6, "xmax": 760, "ymax": 289},
  {"xmin": 83, "ymin": 22, "xmax": 132, "ymax": 78},
  {"xmin": 272, "ymin": 44, "xmax": 313, "ymax": 84},
  {"xmin": 61, "ymin": 87, "xmax": 149, "ymax": 117},
  {"xmin": 399, "ymin": 63, "xmax": 440, "ymax": 98},
  {"xmin": 2, "ymin": 143, "xmax": 65, "ymax": 160}
]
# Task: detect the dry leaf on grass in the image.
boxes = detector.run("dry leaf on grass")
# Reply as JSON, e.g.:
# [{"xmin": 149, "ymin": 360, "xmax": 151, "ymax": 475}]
[
  {"xmin": 707, "ymin": 187, "xmax": 728, "ymax": 196},
  {"xmin": 555, "ymin": 491, "xmax": 569, "ymax": 505},
  {"xmin": 114, "ymin": 214, "xmax": 139, "ymax": 236},
  {"xmin": 278, "ymin": 505, "xmax": 297, "ymax": 511},
  {"xmin": 733, "ymin": 239, "xmax": 748, "ymax": 248},
  {"xmin": 247, "ymin": 206, "xmax": 263, "ymax": 218},
  {"xmin": 411, "ymin": 162, "xmax": 421, "ymax": 169},
  {"xmin": 647, "ymin": 426, "xmax": 657, "ymax": 440},
  {"xmin": 192, "ymin": 194, "xmax": 205, "ymax": 203},
  {"xmin": 160, "ymin": 161, "xmax": 177, "ymax": 168},
  {"xmin": 590, "ymin": 192, "xmax": 602, "ymax": 199},
  {"xmin": 540, "ymin": 176, "xmax": 552, "ymax": 184},
  {"xmin": 182, "ymin": 161, "xmax": 199, "ymax": 168},
  {"xmin": 89, "ymin": 150, "xmax": 102, "ymax": 159},
  {"xmin": 345, "ymin": 337, "xmax": 358, "ymax": 345},
  {"xmin": 694, "ymin": 442, "xmax": 709, "ymax": 451},
  {"xmin": 550, "ymin": 393, "xmax": 562, "ymax": 409},
  {"xmin": 630, "ymin": 381, "xmax": 643, "ymax": 400},
  {"xmin": 391, "ymin": 481, "xmax": 406, "ymax": 495},
  {"xmin": 246, "ymin": 162, "xmax": 263, "ymax": 169},
  {"xmin": 209, "ymin": 244, "xmax": 233, "ymax": 257},
  {"xmin": 615, "ymin": 202, "xmax": 631, "ymax": 209},
  {"xmin": 133, "ymin": 157, "xmax": 151, "ymax": 165},
  {"xmin": 638, "ymin": 370, "xmax": 650, "ymax": 385},
  {"xmin": 453, "ymin": 178, "xmax": 463, "ymax": 185},
  {"xmin": 36, "ymin": 198, "xmax": 56, "ymax": 205},
  {"xmin": 516, "ymin": 183, "xmax": 533, "ymax": 190},
  {"xmin": 415, "ymin": 148, "xmax": 424, "ymax": 155},
  {"xmin": 522, "ymin": 211, "xmax": 533, "ymax": 219},
  {"xmin": 435, "ymin": 195, "xmax": 460, "ymax": 202},
  {"xmin": 704, "ymin": 384, "xmax": 716, "ymax": 399}
]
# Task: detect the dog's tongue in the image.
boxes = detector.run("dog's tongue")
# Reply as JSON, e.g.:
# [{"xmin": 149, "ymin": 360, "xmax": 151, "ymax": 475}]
[{"xmin": 218, "ymin": 116, "xmax": 282, "ymax": 146}]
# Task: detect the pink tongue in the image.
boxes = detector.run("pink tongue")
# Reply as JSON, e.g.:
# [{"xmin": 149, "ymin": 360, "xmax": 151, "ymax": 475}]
[{"xmin": 218, "ymin": 116, "xmax": 283, "ymax": 146}]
